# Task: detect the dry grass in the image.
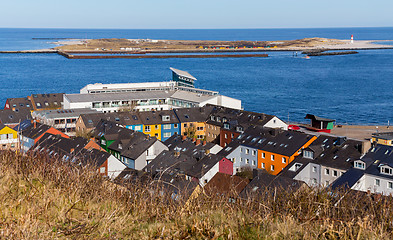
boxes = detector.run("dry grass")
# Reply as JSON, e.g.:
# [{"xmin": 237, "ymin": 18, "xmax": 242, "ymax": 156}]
[{"xmin": 0, "ymin": 150, "xmax": 393, "ymax": 239}]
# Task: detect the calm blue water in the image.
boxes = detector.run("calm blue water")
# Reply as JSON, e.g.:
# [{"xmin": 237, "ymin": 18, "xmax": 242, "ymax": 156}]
[{"xmin": 1, "ymin": 27, "xmax": 393, "ymax": 124}]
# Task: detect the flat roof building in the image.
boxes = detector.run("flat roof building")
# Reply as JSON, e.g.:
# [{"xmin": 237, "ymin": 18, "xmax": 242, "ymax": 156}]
[{"xmin": 64, "ymin": 89, "xmax": 242, "ymax": 112}]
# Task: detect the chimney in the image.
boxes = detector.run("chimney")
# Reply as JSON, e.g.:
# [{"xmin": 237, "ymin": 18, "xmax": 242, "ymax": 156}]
[
  {"xmin": 34, "ymin": 120, "xmax": 36, "ymax": 129},
  {"xmin": 269, "ymin": 128, "xmax": 280, "ymax": 137},
  {"xmin": 205, "ymin": 149, "xmax": 210, "ymax": 155},
  {"xmin": 192, "ymin": 138, "xmax": 196, "ymax": 143},
  {"xmin": 70, "ymin": 148, "xmax": 75, "ymax": 153},
  {"xmin": 196, "ymin": 139, "xmax": 201, "ymax": 145},
  {"xmin": 182, "ymin": 135, "xmax": 187, "ymax": 141},
  {"xmin": 203, "ymin": 140, "xmax": 207, "ymax": 146},
  {"xmin": 361, "ymin": 141, "xmax": 372, "ymax": 155}
]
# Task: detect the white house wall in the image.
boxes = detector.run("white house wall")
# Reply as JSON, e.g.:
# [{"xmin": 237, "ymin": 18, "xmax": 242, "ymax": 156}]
[
  {"xmin": 358, "ymin": 174, "xmax": 393, "ymax": 196},
  {"xmin": 107, "ymin": 155, "xmax": 127, "ymax": 179},
  {"xmin": 320, "ymin": 166, "xmax": 346, "ymax": 187},
  {"xmin": 264, "ymin": 116, "xmax": 288, "ymax": 130},
  {"xmin": 294, "ymin": 162, "xmax": 322, "ymax": 187},
  {"xmin": 199, "ymin": 162, "xmax": 219, "ymax": 187}
]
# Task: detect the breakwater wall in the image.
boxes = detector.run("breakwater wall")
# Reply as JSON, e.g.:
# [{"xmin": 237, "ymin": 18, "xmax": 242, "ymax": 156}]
[
  {"xmin": 306, "ymin": 51, "xmax": 359, "ymax": 56},
  {"xmin": 62, "ymin": 53, "xmax": 269, "ymax": 59}
]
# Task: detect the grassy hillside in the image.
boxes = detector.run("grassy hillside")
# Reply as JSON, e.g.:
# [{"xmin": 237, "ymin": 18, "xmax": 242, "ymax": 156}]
[{"xmin": 0, "ymin": 151, "xmax": 393, "ymax": 239}]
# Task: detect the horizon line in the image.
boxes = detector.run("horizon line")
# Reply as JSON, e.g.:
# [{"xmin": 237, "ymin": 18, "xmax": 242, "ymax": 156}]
[{"xmin": 1, "ymin": 26, "xmax": 393, "ymax": 30}]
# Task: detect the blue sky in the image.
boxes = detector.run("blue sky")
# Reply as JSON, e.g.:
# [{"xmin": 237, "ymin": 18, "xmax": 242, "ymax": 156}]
[{"xmin": 1, "ymin": 0, "xmax": 392, "ymax": 29}]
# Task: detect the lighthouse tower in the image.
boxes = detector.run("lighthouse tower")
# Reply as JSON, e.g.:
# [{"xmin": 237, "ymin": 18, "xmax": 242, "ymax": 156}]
[{"xmin": 351, "ymin": 35, "xmax": 354, "ymax": 44}]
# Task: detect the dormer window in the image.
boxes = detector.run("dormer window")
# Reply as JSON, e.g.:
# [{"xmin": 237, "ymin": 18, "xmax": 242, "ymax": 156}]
[
  {"xmin": 236, "ymin": 126, "xmax": 243, "ymax": 133},
  {"xmin": 303, "ymin": 150, "xmax": 314, "ymax": 159},
  {"xmin": 295, "ymin": 163, "xmax": 302, "ymax": 171},
  {"xmin": 222, "ymin": 117, "xmax": 227, "ymax": 123},
  {"xmin": 354, "ymin": 161, "xmax": 365, "ymax": 170},
  {"xmin": 381, "ymin": 166, "xmax": 393, "ymax": 175},
  {"xmin": 210, "ymin": 116, "xmax": 215, "ymax": 121},
  {"xmin": 216, "ymin": 117, "xmax": 221, "ymax": 122},
  {"xmin": 162, "ymin": 115, "xmax": 170, "ymax": 121},
  {"xmin": 223, "ymin": 123, "xmax": 230, "ymax": 129}
]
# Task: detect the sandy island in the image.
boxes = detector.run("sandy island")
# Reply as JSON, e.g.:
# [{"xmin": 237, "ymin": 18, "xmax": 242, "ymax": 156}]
[{"xmin": 52, "ymin": 37, "xmax": 393, "ymax": 53}]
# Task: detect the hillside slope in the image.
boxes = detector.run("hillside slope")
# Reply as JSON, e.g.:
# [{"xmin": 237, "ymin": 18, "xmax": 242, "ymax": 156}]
[{"xmin": 0, "ymin": 151, "xmax": 392, "ymax": 239}]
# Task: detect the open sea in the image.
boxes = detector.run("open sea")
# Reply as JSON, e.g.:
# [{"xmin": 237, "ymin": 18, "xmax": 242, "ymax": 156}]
[{"xmin": 1, "ymin": 27, "xmax": 393, "ymax": 124}]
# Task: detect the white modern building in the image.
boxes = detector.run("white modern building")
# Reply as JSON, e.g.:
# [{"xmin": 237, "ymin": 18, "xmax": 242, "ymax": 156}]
[
  {"xmin": 64, "ymin": 90, "xmax": 242, "ymax": 112},
  {"xmin": 73, "ymin": 68, "xmax": 242, "ymax": 112}
]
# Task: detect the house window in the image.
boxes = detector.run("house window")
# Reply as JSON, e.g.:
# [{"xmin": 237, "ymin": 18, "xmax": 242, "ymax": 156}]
[
  {"xmin": 246, "ymin": 159, "xmax": 249, "ymax": 164},
  {"xmin": 294, "ymin": 163, "xmax": 302, "ymax": 171},
  {"xmin": 381, "ymin": 166, "xmax": 393, "ymax": 175},
  {"xmin": 246, "ymin": 149, "xmax": 249, "ymax": 155},
  {"xmin": 375, "ymin": 179, "xmax": 380, "ymax": 186},
  {"xmin": 240, "ymin": 148, "xmax": 243, "ymax": 153},
  {"xmin": 174, "ymin": 124, "xmax": 178, "ymax": 128},
  {"xmin": 354, "ymin": 161, "xmax": 365, "ymax": 170},
  {"xmin": 270, "ymin": 165, "xmax": 275, "ymax": 171},
  {"xmin": 261, "ymin": 152, "xmax": 265, "ymax": 158},
  {"xmin": 282, "ymin": 157, "xmax": 286, "ymax": 164},
  {"xmin": 312, "ymin": 178, "xmax": 317, "ymax": 184},
  {"xmin": 325, "ymin": 168, "xmax": 330, "ymax": 175},
  {"xmin": 145, "ymin": 126, "xmax": 151, "ymax": 132},
  {"xmin": 183, "ymin": 123, "xmax": 187, "ymax": 127},
  {"xmin": 240, "ymin": 158, "xmax": 243, "ymax": 162},
  {"xmin": 163, "ymin": 132, "xmax": 171, "ymax": 138},
  {"xmin": 333, "ymin": 170, "xmax": 338, "ymax": 177},
  {"xmin": 101, "ymin": 139, "xmax": 106, "ymax": 145},
  {"xmin": 252, "ymin": 150, "xmax": 256, "ymax": 156},
  {"xmin": 134, "ymin": 126, "xmax": 142, "ymax": 131},
  {"xmin": 303, "ymin": 150, "xmax": 314, "ymax": 159},
  {"xmin": 162, "ymin": 115, "xmax": 170, "ymax": 121},
  {"xmin": 155, "ymin": 125, "xmax": 159, "ymax": 130},
  {"xmin": 312, "ymin": 166, "xmax": 317, "ymax": 173},
  {"xmin": 225, "ymin": 134, "xmax": 227, "ymax": 139},
  {"xmin": 262, "ymin": 163, "xmax": 265, "ymax": 169},
  {"xmin": 389, "ymin": 182, "xmax": 393, "ymax": 189},
  {"xmin": 271, "ymin": 155, "xmax": 274, "ymax": 161},
  {"xmin": 232, "ymin": 158, "xmax": 236, "ymax": 163},
  {"xmin": 100, "ymin": 167, "xmax": 106, "ymax": 174},
  {"xmin": 197, "ymin": 126, "xmax": 204, "ymax": 131},
  {"xmin": 252, "ymin": 160, "xmax": 256, "ymax": 166},
  {"xmin": 163, "ymin": 124, "xmax": 171, "ymax": 129},
  {"xmin": 325, "ymin": 181, "xmax": 329, "ymax": 186}
]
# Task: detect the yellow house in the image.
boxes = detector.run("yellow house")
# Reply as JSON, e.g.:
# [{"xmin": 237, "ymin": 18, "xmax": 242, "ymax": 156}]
[
  {"xmin": 372, "ymin": 132, "xmax": 393, "ymax": 146},
  {"xmin": 143, "ymin": 124, "xmax": 161, "ymax": 140},
  {"xmin": 0, "ymin": 125, "xmax": 19, "ymax": 151},
  {"xmin": 181, "ymin": 122, "xmax": 206, "ymax": 140},
  {"xmin": 174, "ymin": 107, "xmax": 214, "ymax": 141}
]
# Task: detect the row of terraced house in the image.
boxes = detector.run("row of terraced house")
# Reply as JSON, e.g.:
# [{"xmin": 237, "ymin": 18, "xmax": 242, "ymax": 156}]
[{"xmin": 3, "ymin": 67, "xmax": 393, "ymax": 199}]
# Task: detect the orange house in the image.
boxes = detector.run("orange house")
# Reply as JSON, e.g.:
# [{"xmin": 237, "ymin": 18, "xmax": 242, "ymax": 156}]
[{"xmin": 257, "ymin": 135, "xmax": 317, "ymax": 175}]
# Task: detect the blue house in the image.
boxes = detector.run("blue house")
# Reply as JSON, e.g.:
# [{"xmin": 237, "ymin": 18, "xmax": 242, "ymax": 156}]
[{"xmin": 123, "ymin": 113, "xmax": 144, "ymax": 133}]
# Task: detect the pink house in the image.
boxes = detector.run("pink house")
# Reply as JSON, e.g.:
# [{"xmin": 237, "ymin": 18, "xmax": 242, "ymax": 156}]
[{"xmin": 186, "ymin": 154, "xmax": 233, "ymax": 187}]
